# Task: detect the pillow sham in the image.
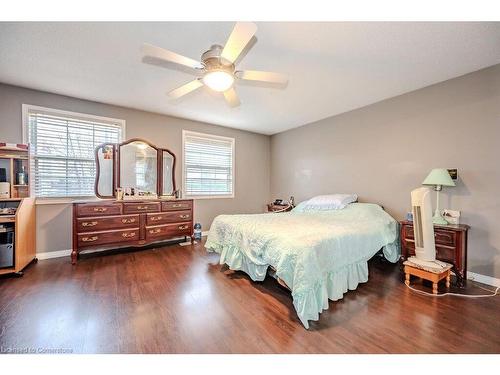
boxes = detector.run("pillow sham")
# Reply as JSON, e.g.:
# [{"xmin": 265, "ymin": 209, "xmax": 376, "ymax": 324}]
[{"xmin": 299, "ymin": 194, "xmax": 358, "ymax": 211}]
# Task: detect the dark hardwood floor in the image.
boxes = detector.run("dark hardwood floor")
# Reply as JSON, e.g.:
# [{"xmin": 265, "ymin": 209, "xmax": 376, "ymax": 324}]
[{"xmin": 1, "ymin": 239, "xmax": 499, "ymax": 354}]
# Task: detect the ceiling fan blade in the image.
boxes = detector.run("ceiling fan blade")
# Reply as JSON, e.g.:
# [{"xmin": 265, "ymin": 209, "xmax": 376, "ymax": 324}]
[
  {"xmin": 167, "ymin": 79, "xmax": 203, "ymax": 99},
  {"xmin": 142, "ymin": 43, "xmax": 203, "ymax": 70},
  {"xmin": 236, "ymin": 70, "xmax": 288, "ymax": 84},
  {"xmin": 221, "ymin": 22, "xmax": 258, "ymax": 64},
  {"xmin": 223, "ymin": 87, "xmax": 240, "ymax": 107}
]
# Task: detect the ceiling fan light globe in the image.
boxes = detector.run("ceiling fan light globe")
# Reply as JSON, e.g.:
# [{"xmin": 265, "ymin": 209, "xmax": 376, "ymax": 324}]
[{"xmin": 203, "ymin": 71, "xmax": 234, "ymax": 92}]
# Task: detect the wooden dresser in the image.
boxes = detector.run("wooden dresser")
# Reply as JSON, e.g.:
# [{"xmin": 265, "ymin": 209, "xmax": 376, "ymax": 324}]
[
  {"xmin": 399, "ymin": 220, "xmax": 469, "ymax": 286},
  {"xmin": 72, "ymin": 199, "xmax": 193, "ymax": 264}
]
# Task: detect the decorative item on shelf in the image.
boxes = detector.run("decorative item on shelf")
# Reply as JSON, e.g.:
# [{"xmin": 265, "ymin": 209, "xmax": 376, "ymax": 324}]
[
  {"xmin": 0, "ymin": 182, "xmax": 9, "ymax": 199},
  {"xmin": 16, "ymin": 166, "xmax": 27, "ymax": 186},
  {"xmin": 405, "ymin": 212, "xmax": 413, "ymax": 222},
  {"xmin": 116, "ymin": 188, "xmax": 124, "ymax": 200},
  {"xmin": 422, "ymin": 168, "xmax": 455, "ymax": 225},
  {"xmin": 442, "ymin": 209, "xmax": 460, "ymax": 225}
]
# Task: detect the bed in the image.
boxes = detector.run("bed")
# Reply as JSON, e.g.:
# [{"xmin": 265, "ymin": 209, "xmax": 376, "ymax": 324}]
[{"xmin": 205, "ymin": 202, "xmax": 400, "ymax": 328}]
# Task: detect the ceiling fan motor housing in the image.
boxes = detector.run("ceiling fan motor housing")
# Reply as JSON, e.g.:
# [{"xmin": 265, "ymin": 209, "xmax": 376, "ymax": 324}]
[{"xmin": 201, "ymin": 44, "xmax": 235, "ymax": 74}]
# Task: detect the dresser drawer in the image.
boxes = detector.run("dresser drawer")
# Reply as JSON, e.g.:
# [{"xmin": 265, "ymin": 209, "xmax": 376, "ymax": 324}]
[
  {"xmin": 162, "ymin": 201, "xmax": 192, "ymax": 211},
  {"xmin": 145, "ymin": 222, "xmax": 191, "ymax": 241},
  {"xmin": 77, "ymin": 228, "xmax": 139, "ymax": 247},
  {"xmin": 76, "ymin": 203, "xmax": 122, "ymax": 217},
  {"xmin": 123, "ymin": 202, "xmax": 161, "ymax": 214},
  {"xmin": 76, "ymin": 214, "xmax": 139, "ymax": 232},
  {"xmin": 146, "ymin": 210, "xmax": 192, "ymax": 225}
]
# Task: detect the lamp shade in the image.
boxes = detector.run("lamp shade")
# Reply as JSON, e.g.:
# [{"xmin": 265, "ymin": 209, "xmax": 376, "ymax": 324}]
[{"xmin": 422, "ymin": 168, "xmax": 455, "ymax": 187}]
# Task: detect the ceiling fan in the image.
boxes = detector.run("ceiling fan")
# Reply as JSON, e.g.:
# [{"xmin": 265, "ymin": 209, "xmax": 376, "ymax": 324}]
[{"xmin": 141, "ymin": 22, "xmax": 288, "ymax": 107}]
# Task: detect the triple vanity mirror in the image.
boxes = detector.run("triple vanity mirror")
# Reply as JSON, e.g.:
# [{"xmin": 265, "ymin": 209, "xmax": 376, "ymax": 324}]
[{"xmin": 95, "ymin": 138, "xmax": 176, "ymax": 199}]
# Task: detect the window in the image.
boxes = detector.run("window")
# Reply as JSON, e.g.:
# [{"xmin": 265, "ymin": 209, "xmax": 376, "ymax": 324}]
[
  {"xmin": 183, "ymin": 130, "xmax": 234, "ymax": 198},
  {"xmin": 23, "ymin": 105, "xmax": 125, "ymax": 198}
]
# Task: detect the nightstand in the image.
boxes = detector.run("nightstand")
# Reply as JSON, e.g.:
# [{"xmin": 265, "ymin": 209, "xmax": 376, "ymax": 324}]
[
  {"xmin": 267, "ymin": 203, "xmax": 293, "ymax": 213},
  {"xmin": 400, "ymin": 220, "xmax": 469, "ymax": 287}
]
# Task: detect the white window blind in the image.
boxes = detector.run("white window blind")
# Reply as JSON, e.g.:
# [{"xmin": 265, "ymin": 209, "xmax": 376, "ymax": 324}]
[
  {"xmin": 26, "ymin": 107, "xmax": 123, "ymax": 198},
  {"xmin": 183, "ymin": 131, "xmax": 234, "ymax": 198}
]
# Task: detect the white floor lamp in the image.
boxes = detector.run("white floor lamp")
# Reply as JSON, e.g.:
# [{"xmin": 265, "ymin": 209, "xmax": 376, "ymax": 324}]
[{"xmin": 422, "ymin": 168, "xmax": 455, "ymax": 225}]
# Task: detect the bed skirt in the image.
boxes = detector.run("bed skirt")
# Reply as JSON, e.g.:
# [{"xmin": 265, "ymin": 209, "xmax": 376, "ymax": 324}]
[{"xmin": 209, "ymin": 242, "xmax": 373, "ymax": 329}]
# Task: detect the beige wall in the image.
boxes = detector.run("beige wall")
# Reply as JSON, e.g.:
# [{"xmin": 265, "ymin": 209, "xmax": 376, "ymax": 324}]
[
  {"xmin": 0, "ymin": 83, "xmax": 271, "ymax": 254},
  {"xmin": 271, "ymin": 64, "xmax": 500, "ymax": 278}
]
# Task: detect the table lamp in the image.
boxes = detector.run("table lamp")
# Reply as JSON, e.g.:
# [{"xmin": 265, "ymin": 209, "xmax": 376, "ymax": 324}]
[{"xmin": 422, "ymin": 168, "xmax": 455, "ymax": 224}]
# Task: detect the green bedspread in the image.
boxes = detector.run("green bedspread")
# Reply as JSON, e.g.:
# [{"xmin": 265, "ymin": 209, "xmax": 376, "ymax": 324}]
[{"xmin": 205, "ymin": 203, "xmax": 400, "ymax": 328}]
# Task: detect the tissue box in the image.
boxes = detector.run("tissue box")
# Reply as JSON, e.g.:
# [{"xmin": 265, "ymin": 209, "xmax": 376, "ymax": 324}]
[{"xmin": 442, "ymin": 209, "xmax": 460, "ymax": 225}]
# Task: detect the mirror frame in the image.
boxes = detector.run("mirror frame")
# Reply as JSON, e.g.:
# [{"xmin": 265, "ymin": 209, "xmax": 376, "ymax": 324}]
[
  {"xmin": 94, "ymin": 138, "xmax": 176, "ymax": 198},
  {"xmin": 94, "ymin": 143, "xmax": 116, "ymax": 199},
  {"xmin": 160, "ymin": 148, "xmax": 177, "ymax": 197}
]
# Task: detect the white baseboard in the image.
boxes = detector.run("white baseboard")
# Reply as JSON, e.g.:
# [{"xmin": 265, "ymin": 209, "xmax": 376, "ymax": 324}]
[
  {"xmin": 35, "ymin": 233, "xmax": 211, "ymax": 260},
  {"xmin": 467, "ymin": 272, "xmax": 500, "ymax": 288},
  {"xmin": 36, "ymin": 249, "xmax": 71, "ymax": 260}
]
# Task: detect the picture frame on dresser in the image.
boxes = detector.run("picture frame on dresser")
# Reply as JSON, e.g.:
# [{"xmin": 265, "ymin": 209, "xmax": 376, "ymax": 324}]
[{"xmin": 399, "ymin": 220, "xmax": 469, "ymax": 287}]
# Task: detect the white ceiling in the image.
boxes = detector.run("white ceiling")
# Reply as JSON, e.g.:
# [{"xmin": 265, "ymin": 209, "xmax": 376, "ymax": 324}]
[{"xmin": 1, "ymin": 22, "xmax": 499, "ymax": 135}]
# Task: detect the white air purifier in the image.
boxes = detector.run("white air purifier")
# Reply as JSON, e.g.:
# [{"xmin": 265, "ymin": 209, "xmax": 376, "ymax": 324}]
[{"xmin": 408, "ymin": 187, "xmax": 447, "ymax": 269}]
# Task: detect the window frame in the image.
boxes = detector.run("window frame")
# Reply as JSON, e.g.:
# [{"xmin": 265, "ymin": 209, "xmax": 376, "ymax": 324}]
[
  {"xmin": 182, "ymin": 130, "xmax": 235, "ymax": 200},
  {"xmin": 22, "ymin": 104, "xmax": 126, "ymax": 202}
]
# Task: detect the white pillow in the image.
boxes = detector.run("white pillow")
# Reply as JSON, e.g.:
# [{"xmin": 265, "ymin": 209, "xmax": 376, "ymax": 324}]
[{"xmin": 302, "ymin": 194, "xmax": 358, "ymax": 211}]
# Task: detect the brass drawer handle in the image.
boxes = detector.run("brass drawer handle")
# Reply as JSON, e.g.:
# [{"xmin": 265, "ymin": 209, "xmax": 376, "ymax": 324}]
[
  {"xmin": 178, "ymin": 225, "xmax": 189, "ymax": 230},
  {"xmin": 150, "ymin": 216, "xmax": 162, "ymax": 221},
  {"xmin": 122, "ymin": 232, "xmax": 136, "ymax": 238},
  {"xmin": 82, "ymin": 221, "xmax": 98, "ymax": 227},
  {"xmin": 172, "ymin": 204, "xmax": 184, "ymax": 208},
  {"xmin": 93, "ymin": 207, "xmax": 107, "ymax": 212},
  {"xmin": 149, "ymin": 228, "xmax": 162, "ymax": 234},
  {"xmin": 81, "ymin": 236, "xmax": 98, "ymax": 242},
  {"xmin": 179, "ymin": 214, "xmax": 190, "ymax": 219},
  {"xmin": 122, "ymin": 218, "xmax": 136, "ymax": 224},
  {"xmin": 137, "ymin": 205, "xmax": 150, "ymax": 210}
]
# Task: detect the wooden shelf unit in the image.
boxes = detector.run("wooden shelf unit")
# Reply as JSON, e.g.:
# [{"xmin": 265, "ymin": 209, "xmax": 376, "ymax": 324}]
[{"xmin": 0, "ymin": 144, "xmax": 36, "ymax": 276}]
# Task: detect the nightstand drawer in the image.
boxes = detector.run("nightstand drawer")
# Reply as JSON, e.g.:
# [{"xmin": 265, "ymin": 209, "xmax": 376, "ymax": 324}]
[
  {"xmin": 402, "ymin": 240, "xmax": 455, "ymax": 263},
  {"xmin": 435, "ymin": 231, "xmax": 456, "ymax": 247},
  {"xmin": 403, "ymin": 225, "xmax": 456, "ymax": 247}
]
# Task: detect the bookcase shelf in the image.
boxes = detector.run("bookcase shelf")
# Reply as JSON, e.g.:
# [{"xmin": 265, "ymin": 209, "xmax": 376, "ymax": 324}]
[{"xmin": 0, "ymin": 144, "xmax": 36, "ymax": 276}]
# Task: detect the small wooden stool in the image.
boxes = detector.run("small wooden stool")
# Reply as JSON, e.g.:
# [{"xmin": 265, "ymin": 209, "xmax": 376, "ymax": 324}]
[{"xmin": 403, "ymin": 260, "xmax": 453, "ymax": 294}]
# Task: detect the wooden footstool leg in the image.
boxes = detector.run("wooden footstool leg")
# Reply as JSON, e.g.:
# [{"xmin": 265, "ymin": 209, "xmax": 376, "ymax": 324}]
[
  {"xmin": 446, "ymin": 272, "xmax": 451, "ymax": 288},
  {"xmin": 405, "ymin": 272, "xmax": 410, "ymax": 286},
  {"xmin": 433, "ymin": 282, "xmax": 438, "ymax": 295}
]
